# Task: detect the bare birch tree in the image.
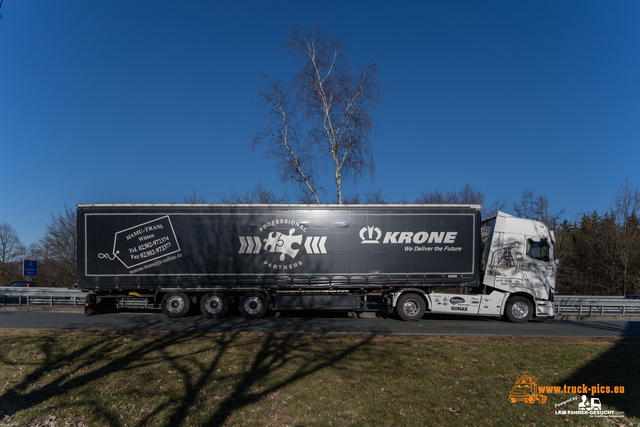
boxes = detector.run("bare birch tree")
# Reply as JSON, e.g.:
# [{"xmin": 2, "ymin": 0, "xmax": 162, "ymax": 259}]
[{"xmin": 253, "ymin": 24, "xmax": 382, "ymax": 204}]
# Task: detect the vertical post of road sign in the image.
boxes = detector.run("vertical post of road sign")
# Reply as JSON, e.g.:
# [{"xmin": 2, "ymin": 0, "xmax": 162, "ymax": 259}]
[{"xmin": 23, "ymin": 260, "xmax": 38, "ymax": 278}]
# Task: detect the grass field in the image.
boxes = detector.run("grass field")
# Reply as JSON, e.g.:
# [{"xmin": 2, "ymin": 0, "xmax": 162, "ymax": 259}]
[{"xmin": 0, "ymin": 330, "xmax": 638, "ymax": 426}]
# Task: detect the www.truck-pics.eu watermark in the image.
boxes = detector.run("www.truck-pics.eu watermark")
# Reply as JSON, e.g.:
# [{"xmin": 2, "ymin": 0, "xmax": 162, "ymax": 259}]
[{"xmin": 509, "ymin": 372, "xmax": 627, "ymax": 419}]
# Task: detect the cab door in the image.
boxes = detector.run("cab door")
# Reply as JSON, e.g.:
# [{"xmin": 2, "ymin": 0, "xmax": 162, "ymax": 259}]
[{"xmin": 486, "ymin": 232, "xmax": 524, "ymax": 289}]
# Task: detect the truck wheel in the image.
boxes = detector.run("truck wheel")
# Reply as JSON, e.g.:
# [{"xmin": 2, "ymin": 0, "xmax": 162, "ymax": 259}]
[
  {"xmin": 200, "ymin": 292, "xmax": 229, "ymax": 319},
  {"xmin": 396, "ymin": 293, "xmax": 425, "ymax": 322},
  {"xmin": 538, "ymin": 395, "xmax": 547, "ymax": 404},
  {"xmin": 161, "ymin": 292, "xmax": 191, "ymax": 318},
  {"xmin": 239, "ymin": 292, "xmax": 268, "ymax": 319},
  {"xmin": 505, "ymin": 296, "xmax": 533, "ymax": 323}
]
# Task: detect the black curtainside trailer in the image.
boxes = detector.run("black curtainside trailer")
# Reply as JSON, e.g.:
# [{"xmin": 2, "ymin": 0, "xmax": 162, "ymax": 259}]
[{"xmin": 78, "ymin": 204, "xmax": 482, "ymax": 320}]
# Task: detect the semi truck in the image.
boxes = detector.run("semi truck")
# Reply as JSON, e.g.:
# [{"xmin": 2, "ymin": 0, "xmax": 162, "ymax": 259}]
[{"xmin": 77, "ymin": 204, "xmax": 557, "ymax": 322}]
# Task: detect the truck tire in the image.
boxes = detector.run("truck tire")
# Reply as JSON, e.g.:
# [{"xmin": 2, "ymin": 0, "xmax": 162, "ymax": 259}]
[
  {"xmin": 161, "ymin": 292, "xmax": 191, "ymax": 318},
  {"xmin": 396, "ymin": 293, "xmax": 425, "ymax": 322},
  {"xmin": 200, "ymin": 292, "xmax": 229, "ymax": 319},
  {"xmin": 239, "ymin": 292, "xmax": 268, "ymax": 319},
  {"xmin": 505, "ymin": 296, "xmax": 533, "ymax": 323}
]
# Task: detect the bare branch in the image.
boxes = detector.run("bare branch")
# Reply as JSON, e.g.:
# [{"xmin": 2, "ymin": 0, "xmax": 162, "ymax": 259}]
[
  {"xmin": 252, "ymin": 74, "xmax": 321, "ymax": 203},
  {"xmin": 183, "ymin": 188, "xmax": 207, "ymax": 204},
  {"xmin": 219, "ymin": 182, "xmax": 288, "ymax": 204},
  {"xmin": 513, "ymin": 190, "xmax": 564, "ymax": 229}
]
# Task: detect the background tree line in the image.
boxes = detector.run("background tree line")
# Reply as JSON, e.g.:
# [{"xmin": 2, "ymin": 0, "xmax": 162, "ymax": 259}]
[{"xmin": 554, "ymin": 179, "xmax": 640, "ymax": 296}]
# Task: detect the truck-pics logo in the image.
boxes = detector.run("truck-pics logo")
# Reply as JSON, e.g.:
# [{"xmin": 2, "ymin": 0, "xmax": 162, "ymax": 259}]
[
  {"xmin": 509, "ymin": 372, "xmax": 547, "ymax": 404},
  {"xmin": 238, "ymin": 219, "xmax": 327, "ymax": 270},
  {"xmin": 507, "ymin": 371, "xmax": 627, "ymax": 419}
]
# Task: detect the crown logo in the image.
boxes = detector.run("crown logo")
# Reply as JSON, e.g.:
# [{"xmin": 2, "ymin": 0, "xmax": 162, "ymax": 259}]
[{"xmin": 359, "ymin": 226, "xmax": 382, "ymax": 244}]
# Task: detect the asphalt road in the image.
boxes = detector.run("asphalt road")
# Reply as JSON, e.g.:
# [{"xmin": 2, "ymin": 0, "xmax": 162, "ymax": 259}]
[{"xmin": 1, "ymin": 309, "xmax": 640, "ymax": 337}]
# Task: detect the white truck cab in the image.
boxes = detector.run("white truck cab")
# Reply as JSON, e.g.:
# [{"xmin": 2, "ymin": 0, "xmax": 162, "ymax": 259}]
[
  {"xmin": 481, "ymin": 211, "xmax": 557, "ymax": 321},
  {"xmin": 426, "ymin": 212, "xmax": 557, "ymax": 322}
]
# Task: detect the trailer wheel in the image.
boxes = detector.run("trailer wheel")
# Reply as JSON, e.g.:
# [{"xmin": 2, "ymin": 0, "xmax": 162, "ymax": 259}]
[
  {"xmin": 238, "ymin": 292, "xmax": 268, "ymax": 319},
  {"xmin": 161, "ymin": 292, "xmax": 191, "ymax": 318},
  {"xmin": 396, "ymin": 293, "xmax": 425, "ymax": 322},
  {"xmin": 505, "ymin": 296, "xmax": 533, "ymax": 323},
  {"xmin": 200, "ymin": 292, "xmax": 229, "ymax": 319}
]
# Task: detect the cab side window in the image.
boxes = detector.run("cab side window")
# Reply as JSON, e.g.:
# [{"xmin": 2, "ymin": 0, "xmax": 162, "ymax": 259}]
[{"xmin": 526, "ymin": 239, "xmax": 550, "ymax": 262}]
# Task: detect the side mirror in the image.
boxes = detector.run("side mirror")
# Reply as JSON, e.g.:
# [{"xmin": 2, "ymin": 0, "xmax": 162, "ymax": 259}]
[{"xmin": 555, "ymin": 259, "xmax": 560, "ymax": 266}]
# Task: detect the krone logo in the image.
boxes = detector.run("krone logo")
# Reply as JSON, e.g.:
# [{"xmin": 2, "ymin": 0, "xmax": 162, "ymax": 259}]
[
  {"xmin": 359, "ymin": 226, "xmax": 459, "ymax": 245},
  {"xmin": 359, "ymin": 226, "xmax": 382, "ymax": 244}
]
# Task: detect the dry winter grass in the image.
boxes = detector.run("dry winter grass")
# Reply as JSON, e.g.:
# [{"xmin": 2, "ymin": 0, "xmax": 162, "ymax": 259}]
[{"xmin": 0, "ymin": 330, "xmax": 638, "ymax": 427}]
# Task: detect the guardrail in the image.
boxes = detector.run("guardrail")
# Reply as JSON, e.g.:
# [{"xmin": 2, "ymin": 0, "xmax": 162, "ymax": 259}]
[
  {"xmin": 0, "ymin": 286, "xmax": 86, "ymax": 308},
  {"xmin": 0, "ymin": 287, "xmax": 157, "ymax": 310},
  {"xmin": 554, "ymin": 296, "xmax": 640, "ymax": 316}
]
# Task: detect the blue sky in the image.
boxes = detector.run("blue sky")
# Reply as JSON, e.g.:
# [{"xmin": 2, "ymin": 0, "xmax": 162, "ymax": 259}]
[{"xmin": 1, "ymin": 1, "xmax": 639, "ymax": 246}]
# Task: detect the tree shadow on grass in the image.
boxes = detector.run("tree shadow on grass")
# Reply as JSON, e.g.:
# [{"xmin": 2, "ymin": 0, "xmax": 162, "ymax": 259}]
[
  {"xmin": 555, "ymin": 321, "xmax": 640, "ymax": 420},
  {"xmin": 0, "ymin": 329, "xmax": 373, "ymax": 426},
  {"xmin": 0, "ymin": 331, "xmax": 217, "ymax": 425},
  {"xmin": 203, "ymin": 332, "xmax": 373, "ymax": 426}
]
